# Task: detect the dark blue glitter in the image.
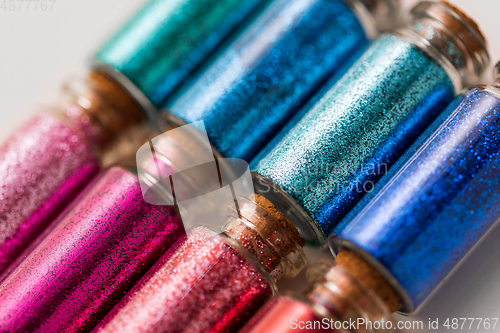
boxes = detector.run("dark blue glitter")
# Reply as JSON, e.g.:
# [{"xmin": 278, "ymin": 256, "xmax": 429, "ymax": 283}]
[
  {"xmin": 252, "ymin": 35, "xmax": 455, "ymax": 244},
  {"xmin": 335, "ymin": 88, "xmax": 500, "ymax": 311},
  {"xmin": 167, "ymin": 0, "xmax": 369, "ymax": 161}
]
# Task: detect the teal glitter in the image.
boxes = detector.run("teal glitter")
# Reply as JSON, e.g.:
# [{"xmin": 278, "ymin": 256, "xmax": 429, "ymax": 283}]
[
  {"xmin": 252, "ymin": 35, "xmax": 455, "ymax": 245},
  {"xmin": 94, "ymin": 0, "xmax": 269, "ymax": 109}
]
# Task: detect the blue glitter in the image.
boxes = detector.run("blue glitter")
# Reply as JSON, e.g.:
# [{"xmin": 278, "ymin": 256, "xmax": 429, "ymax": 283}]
[
  {"xmin": 94, "ymin": 0, "xmax": 269, "ymax": 109},
  {"xmin": 253, "ymin": 35, "xmax": 455, "ymax": 245},
  {"xmin": 334, "ymin": 88, "xmax": 500, "ymax": 311},
  {"xmin": 167, "ymin": 0, "xmax": 369, "ymax": 161}
]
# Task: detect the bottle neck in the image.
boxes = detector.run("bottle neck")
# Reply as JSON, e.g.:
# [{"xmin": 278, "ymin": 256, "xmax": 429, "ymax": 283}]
[
  {"xmin": 60, "ymin": 70, "xmax": 147, "ymax": 154},
  {"xmin": 344, "ymin": 0, "xmax": 401, "ymax": 40},
  {"xmin": 395, "ymin": 1, "xmax": 488, "ymax": 93},
  {"xmin": 304, "ymin": 260, "xmax": 392, "ymax": 333},
  {"xmin": 224, "ymin": 196, "xmax": 306, "ymax": 282}
]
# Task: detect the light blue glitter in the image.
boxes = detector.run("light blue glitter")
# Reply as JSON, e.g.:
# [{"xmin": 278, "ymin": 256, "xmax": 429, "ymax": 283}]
[
  {"xmin": 252, "ymin": 35, "xmax": 455, "ymax": 244},
  {"xmin": 334, "ymin": 88, "xmax": 500, "ymax": 311},
  {"xmin": 167, "ymin": 0, "xmax": 369, "ymax": 161}
]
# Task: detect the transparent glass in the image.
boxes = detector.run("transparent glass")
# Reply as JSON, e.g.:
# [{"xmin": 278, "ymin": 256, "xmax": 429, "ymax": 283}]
[
  {"xmin": 224, "ymin": 197, "xmax": 307, "ymax": 280},
  {"xmin": 395, "ymin": 1, "xmax": 489, "ymax": 92},
  {"xmin": 57, "ymin": 70, "xmax": 150, "ymax": 165},
  {"xmin": 345, "ymin": 0, "xmax": 401, "ymax": 39},
  {"xmin": 305, "ymin": 260, "xmax": 393, "ymax": 333}
]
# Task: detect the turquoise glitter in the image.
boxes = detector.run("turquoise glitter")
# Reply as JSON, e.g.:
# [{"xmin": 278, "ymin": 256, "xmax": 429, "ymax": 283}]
[
  {"xmin": 94, "ymin": 0, "xmax": 269, "ymax": 109},
  {"xmin": 253, "ymin": 35, "xmax": 455, "ymax": 245},
  {"xmin": 167, "ymin": 0, "xmax": 369, "ymax": 161},
  {"xmin": 333, "ymin": 88, "xmax": 500, "ymax": 311}
]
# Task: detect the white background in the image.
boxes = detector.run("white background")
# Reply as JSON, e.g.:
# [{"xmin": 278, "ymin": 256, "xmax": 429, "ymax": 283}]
[{"xmin": 1, "ymin": 1, "xmax": 500, "ymax": 332}]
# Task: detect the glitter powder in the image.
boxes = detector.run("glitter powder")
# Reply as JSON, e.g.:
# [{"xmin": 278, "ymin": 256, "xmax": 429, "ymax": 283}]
[
  {"xmin": 240, "ymin": 295, "xmax": 330, "ymax": 333},
  {"xmin": 92, "ymin": 227, "xmax": 274, "ymax": 333},
  {"xmin": 94, "ymin": 0, "xmax": 271, "ymax": 109},
  {"xmin": 253, "ymin": 35, "xmax": 455, "ymax": 245},
  {"xmin": 334, "ymin": 88, "xmax": 500, "ymax": 311},
  {"xmin": 0, "ymin": 166, "xmax": 184, "ymax": 332},
  {"xmin": 168, "ymin": 0, "xmax": 369, "ymax": 161},
  {"xmin": 0, "ymin": 71, "xmax": 147, "ymax": 276},
  {"xmin": 0, "ymin": 113, "xmax": 100, "ymax": 274}
]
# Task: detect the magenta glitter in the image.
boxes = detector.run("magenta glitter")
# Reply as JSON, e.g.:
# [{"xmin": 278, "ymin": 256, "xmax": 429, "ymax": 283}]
[
  {"xmin": 93, "ymin": 227, "xmax": 274, "ymax": 333},
  {"xmin": 0, "ymin": 166, "xmax": 184, "ymax": 333},
  {"xmin": 0, "ymin": 112, "xmax": 100, "ymax": 274}
]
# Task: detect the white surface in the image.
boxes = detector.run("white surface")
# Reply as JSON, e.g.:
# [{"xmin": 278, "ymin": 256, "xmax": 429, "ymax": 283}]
[{"xmin": 1, "ymin": 1, "xmax": 500, "ymax": 332}]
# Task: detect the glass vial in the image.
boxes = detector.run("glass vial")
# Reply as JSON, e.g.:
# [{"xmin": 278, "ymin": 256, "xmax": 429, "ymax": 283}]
[
  {"xmin": 240, "ymin": 259, "xmax": 392, "ymax": 333},
  {"xmin": 92, "ymin": 196, "xmax": 306, "ymax": 333},
  {"xmin": 0, "ymin": 71, "xmax": 146, "ymax": 275},
  {"xmin": 332, "ymin": 62, "xmax": 500, "ymax": 313},
  {"xmin": 252, "ymin": 0, "xmax": 489, "ymax": 246},
  {"xmin": 167, "ymin": 0, "xmax": 400, "ymax": 161}
]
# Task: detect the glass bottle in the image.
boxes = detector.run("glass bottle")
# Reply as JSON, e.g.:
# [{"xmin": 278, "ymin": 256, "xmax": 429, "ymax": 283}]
[
  {"xmin": 92, "ymin": 196, "xmax": 306, "ymax": 333},
  {"xmin": 166, "ymin": 0, "xmax": 401, "ymax": 161},
  {"xmin": 252, "ymin": 0, "xmax": 489, "ymax": 246},
  {"xmin": 332, "ymin": 62, "xmax": 500, "ymax": 313},
  {"xmin": 0, "ymin": 71, "xmax": 145, "ymax": 274}
]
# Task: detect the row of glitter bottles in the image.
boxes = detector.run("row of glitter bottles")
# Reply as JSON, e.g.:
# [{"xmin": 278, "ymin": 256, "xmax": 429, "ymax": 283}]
[{"xmin": 0, "ymin": 0, "xmax": 498, "ymax": 332}]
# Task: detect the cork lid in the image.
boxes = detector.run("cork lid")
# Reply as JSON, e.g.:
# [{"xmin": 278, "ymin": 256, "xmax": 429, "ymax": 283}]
[
  {"xmin": 224, "ymin": 195, "xmax": 306, "ymax": 280},
  {"xmin": 62, "ymin": 71, "xmax": 147, "ymax": 151},
  {"xmin": 493, "ymin": 61, "xmax": 500, "ymax": 82},
  {"xmin": 305, "ymin": 259, "xmax": 393, "ymax": 333},
  {"xmin": 409, "ymin": 1, "xmax": 489, "ymax": 88},
  {"xmin": 335, "ymin": 249, "xmax": 401, "ymax": 313}
]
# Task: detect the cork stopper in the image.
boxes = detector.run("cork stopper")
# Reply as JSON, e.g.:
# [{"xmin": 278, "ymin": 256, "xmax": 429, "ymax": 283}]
[
  {"xmin": 304, "ymin": 259, "xmax": 393, "ymax": 333},
  {"xmin": 335, "ymin": 249, "xmax": 400, "ymax": 312},
  {"xmin": 407, "ymin": 1, "xmax": 489, "ymax": 89},
  {"xmin": 439, "ymin": 1, "xmax": 486, "ymax": 43},
  {"xmin": 62, "ymin": 70, "xmax": 146, "ymax": 150},
  {"xmin": 224, "ymin": 195, "xmax": 306, "ymax": 280},
  {"xmin": 89, "ymin": 71, "xmax": 144, "ymax": 120},
  {"xmin": 250, "ymin": 194, "xmax": 305, "ymax": 248}
]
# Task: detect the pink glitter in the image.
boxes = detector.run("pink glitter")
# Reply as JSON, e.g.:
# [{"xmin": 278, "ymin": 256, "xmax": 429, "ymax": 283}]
[
  {"xmin": 0, "ymin": 113, "xmax": 100, "ymax": 274},
  {"xmin": 0, "ymin": 166, "xmax": 184, "ymax": 332},
  {"xmin": 93, "ymin": 227, "xmax": 274, "ymax": 333}
]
